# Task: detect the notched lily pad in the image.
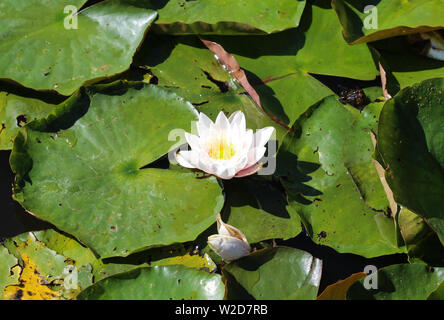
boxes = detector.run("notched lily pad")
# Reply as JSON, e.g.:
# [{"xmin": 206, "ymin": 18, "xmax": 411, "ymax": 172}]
[
  {"xmin": 332, "ymin": 0, "xmax": 444, "ymax": 44},
  {"xmin": 347, "ymin": 263, "xmax": 444, "ymax": 300},
  {"xmin": 223, "ymin": 246, "xmax": 322, "ymax": 300},
  {"xmin": 0, "ymin": 91, "xmax": 56, "ymax": 150},
  {"xmin": 377, "ymin": 78, "xmax": 444, "ymax": 245},
  {"xmin": 143, "ymin": 0, "xmax": 307, "ymax": 35},
  {"xmin": 278, "ymin": 95, "xmax": 404, "ymax": 258},
  {"xmin": 0, "ymin": 0, "xmax": 157, "ymax": 95},
  {"xmin": 1, "ymin": 231, "xmax": 96, "ymax": 300},
  {"xmin": 11, "ymin": 82, "xmax": 224, "ymax": 258}
]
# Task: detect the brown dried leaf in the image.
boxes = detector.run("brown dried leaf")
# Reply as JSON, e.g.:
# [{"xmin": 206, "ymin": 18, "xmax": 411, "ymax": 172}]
[{"xmin": 201, "ymin": 39, "xmax": 290, "ymax": 130}]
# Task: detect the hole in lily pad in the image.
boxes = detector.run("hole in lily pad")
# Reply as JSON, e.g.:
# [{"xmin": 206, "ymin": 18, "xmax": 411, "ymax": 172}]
[{"xmin": 16, "ymin": 115, "xmax": 28, "ymax": 128}]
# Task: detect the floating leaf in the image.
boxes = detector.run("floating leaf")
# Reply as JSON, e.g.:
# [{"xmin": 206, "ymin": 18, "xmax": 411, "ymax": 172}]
[
  {"xmin": 279, "ymin": 96, "xmax": 404, "ymax": 257},
  {"xmin": 221, "ymin": 177, "xmax": 302, "ymax": 244},
  {"xmin": 0, "ymin": 246, "xmax": 20, "ymax": 295},
  {"xmin": 332, "ymin": 0, "xmax": 443, "ymax": 44},
  {"xmin": 0, "ymin": 91, "xmax": 56, "ymax": 150},
  {"xmin": 77, "ymin": 265, "xmax": 225, "ymax": 300},
  {"xmin": 428, "ymin": 281, "xmax": 444, "ymax": 300},
  {"xmin": 11, "ymin": 82, "xmax": 224, "ymax": 258},
  {"xmin": 377, "ymin": 78, "xmax": 444, "ymax": 245},
  {"xmin": 0, "ymin": 0, "xmax": 157, "ymax": 95},
  {"xmin": 347, "ymin": 264, "xmax": 444, "ymax": 300},
  {"xmin": 150, "ymin": 249, "xmax": 217, "ymax": 273},
  {"xmin": 374, "ymin": 37, "xmax": 444, "ymax": 95},
  {"xmin": 398, "ymin": 208, "xmax": 444, "ymax": 266},
  {"xmin": 135, "ymin": 34, "xmax": 287, "ymax": 141},
  {"xmin": 223, "ymin": 247, "xmax": 322, "ymax": 300},
  {"xmin": 143, "ymin": 0, "xmax": 307, "ymax": 35},
  {"xmin": 203, "ymin": 1, "xmax": 378, "ymax": 126},
  {"xmin": 1, "ymin": 231, "xmax": 97, "ymax": 300}
]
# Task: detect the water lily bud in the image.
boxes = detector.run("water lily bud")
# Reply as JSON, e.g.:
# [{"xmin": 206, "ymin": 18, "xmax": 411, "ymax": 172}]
[
  {"xmin": 207, "ymin": 214, "xmax": 251, "ymax": 262},
  {"xmin": 420, "ymin": 32, "xmax": 444, "ymax": 61},
  {"xmin": 175, "ymin": 110, "xmax": 274, "ymax": 179}
]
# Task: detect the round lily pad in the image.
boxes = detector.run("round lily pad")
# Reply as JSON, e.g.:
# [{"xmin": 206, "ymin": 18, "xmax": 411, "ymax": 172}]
[
  {"xmin": 223, "ymin": 247, "xmax": 322, "ymax": 300},
  {"xmin": 11, "ymin": 82, "xmax": 224, "ymax": 258},
  {"xmin": 0, "ymin": 0, "xmax": 157, "ymax": 95},
  {"xmin": 377, "ymin": 78, "xmax": 444, "ymax": 245}
]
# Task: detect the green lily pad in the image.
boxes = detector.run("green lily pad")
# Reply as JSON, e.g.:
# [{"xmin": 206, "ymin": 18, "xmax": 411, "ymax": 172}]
[
  {"xmin": 94, "ymin": 243, "xmax": 217, "ymax": 282},
  {"xmin": 428, "ymin": 281, "xmax": 444, "ymax": 300},
  {"xmin": 332, "ymin": 0, "xmax": 444, "ymax": 44},
  {"xmin": 347, "ymin": 263, "xmax": 444, "ymax": 300},
  {"xmin": 0, "ymin": 246, "xmax": 20, "ymax": 295},
  {"xmin": 132, "ymin": 0, "xmax": 307, "ymax": 35},
  {"xmin": 223, "ymin": 247, "xmax": 322, "ymax": 300},
  {"xmin": 377, "ymin": 78, "xmax": 444, "ymax": 245},
  {"xmin": 0, "ymin": 0, "xmax": 157, "ymax": 95},
  {"xmin": 398, "ymin": 208, "xmax": 444, "ymax": 266},
  {"xmin": 279, "ymin": 95, "xmax": 404, "ymax": 258},
  {"xmin": 77, "ymin": 265, "xmax": 225, "ymax": 300},
  {"xmin": 135, "ymin": 34, "xmax": 287, "ymax": 141},
  {"xmin": 204, "ymin": 0, "xmax": 378, "ymax": 126},
  {"xmin": 11, "ymin": 82, "xmax": 224, "ymax": 258},
  {"xmin": 220, "ymin": 176, "xmax": 302, "ymax": 244},
  {"xmin": 0, "ymin": 91, "xmax": 56, "ymax": 150}
]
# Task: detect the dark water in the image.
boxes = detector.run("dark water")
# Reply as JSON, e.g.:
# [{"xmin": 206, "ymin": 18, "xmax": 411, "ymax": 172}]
[{"xmin": 0, "ymin": 150, "xmax": 407, "ymax": 292}]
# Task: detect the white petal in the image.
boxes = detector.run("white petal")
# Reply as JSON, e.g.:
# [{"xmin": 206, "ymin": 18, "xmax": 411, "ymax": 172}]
[
  {"xmin": 229, "ymin": 111, "xmax": 246, "ymax": 133},
  {"xmin": 197, "ymin": 112, "xmax": 214, "ymax": 137},
  {"xmin": 228, "ymin": 110, "xmax": 242, "ymax": 123},
  {"xmin": 241, "ymin": 129, "xmax": 254, "ymax": 152},
  {"xmin": 211, "ymin": 163, "xmax": 237, "ymax": 180},
  {"xmin": 185, "ymin": 132, "xmax": 202, "ymax": 151},
  {"xmin": 197, "ymin": 157, "xmax": 214, "ymax": 175},
  {"xmin": 216, "ymin": 213, "xmax": 249, "ymax": 243},
  {"xmin": 207, "ymin": 235, "xmax": 250, "ymax": 262},
  {"xmin": 215, "ymin": 111, "xmax": 230, "ymax": 131},
  {"xmin": 244, "ymin": 146, "xmax": 266, "ymax": 169},
  {"xmin": 234, "ymin": 156, "xmax": 248, "ymax": 173},
  {"xmin": 252, "ymin": 127, "xmax": 275, "ymax": 148},
  {"xmin": 175, "ymin": 151, "xmax": 199, "ymax": 169},
  {"xmin": 426, "ymin": 47, "xmax": 444, "ymax": 61}
]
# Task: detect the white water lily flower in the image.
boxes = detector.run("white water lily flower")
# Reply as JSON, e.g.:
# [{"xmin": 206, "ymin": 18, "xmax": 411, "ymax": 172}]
[
  {"xmin": 207, "ymin": 214, "xmax": 251, "ymax": 262},
  {"xmin": 175, "ymin": 110, "xmax": 275, "ymax": 179}
]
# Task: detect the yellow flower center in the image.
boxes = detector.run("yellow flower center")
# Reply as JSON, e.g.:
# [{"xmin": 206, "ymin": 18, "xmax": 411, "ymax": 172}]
[{"xmin": 207, "ymin": 137, "xmax": 236, "ymax": 160}]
